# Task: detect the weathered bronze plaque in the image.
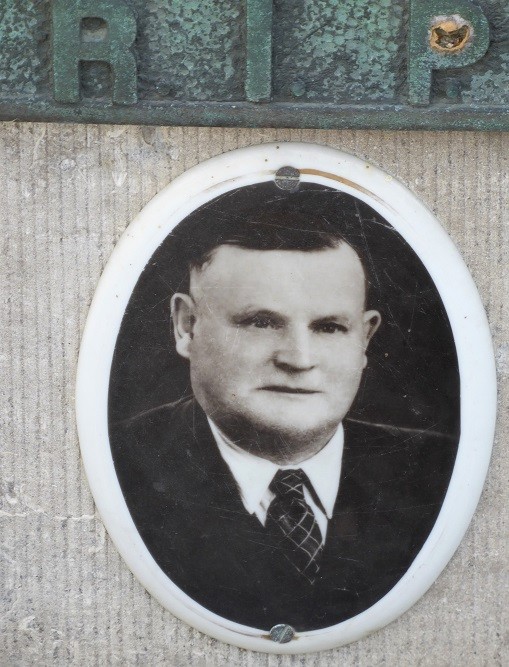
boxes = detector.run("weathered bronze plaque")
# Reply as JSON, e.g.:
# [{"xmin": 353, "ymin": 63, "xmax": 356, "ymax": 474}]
[{"xmin": 1, "ymin": 1, "xmax": 506, "ymax": 129}]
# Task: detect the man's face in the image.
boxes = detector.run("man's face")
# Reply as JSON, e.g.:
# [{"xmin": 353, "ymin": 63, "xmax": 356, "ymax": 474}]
[{"xmin": 172, "ymin": 243, "xmax": 380, "ymax": 462}]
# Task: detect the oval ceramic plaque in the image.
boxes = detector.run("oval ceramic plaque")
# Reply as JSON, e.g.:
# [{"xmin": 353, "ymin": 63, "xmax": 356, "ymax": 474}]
[{"xmin": 76, "ymin": 143, "xmax": 496, "ymax": 653}]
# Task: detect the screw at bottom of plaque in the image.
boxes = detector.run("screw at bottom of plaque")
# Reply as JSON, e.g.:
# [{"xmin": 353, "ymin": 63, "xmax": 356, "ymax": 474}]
[{"xmin": 269, "ymin": 624, "xmax": 295, "ymax": 644}]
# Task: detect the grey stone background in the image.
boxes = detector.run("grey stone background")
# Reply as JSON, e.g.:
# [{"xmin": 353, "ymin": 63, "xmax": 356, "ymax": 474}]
[{"xmin": 0, "ymin": 124, "xmax": 507, "ymax": 666}]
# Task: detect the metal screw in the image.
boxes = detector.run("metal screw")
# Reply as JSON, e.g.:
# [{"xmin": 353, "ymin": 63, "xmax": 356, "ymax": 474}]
[
  {"xmin": 290, "ymin": 80, "xmax": 306, "ymax": 97},
  {"xmin": 430, "ymin": 15, "xmax": 472, "ymax": 53},
  {"xmin": 274, "ymin": 166, "xmax": 300, "ymax": 191},
  {"xmin": 269, "ymin": 624, "xmax": 295, "ymax": 643}
]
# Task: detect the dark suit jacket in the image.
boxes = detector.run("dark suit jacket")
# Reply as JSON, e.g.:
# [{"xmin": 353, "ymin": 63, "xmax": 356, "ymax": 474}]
[{"xmin": 109, "ymin": 398, "xmax": 457, "ymax": 631}]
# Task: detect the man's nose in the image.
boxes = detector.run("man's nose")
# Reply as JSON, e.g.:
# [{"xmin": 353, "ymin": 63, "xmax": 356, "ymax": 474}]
[{"xmin": 273, "ymin": 326, "xmax": 316, "ymax": 372}]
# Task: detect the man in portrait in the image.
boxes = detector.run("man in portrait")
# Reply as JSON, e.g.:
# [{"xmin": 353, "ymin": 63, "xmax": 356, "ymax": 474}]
[{"xmin": 110, "ymin": 183, "xmax": 458, "ymax": 631}]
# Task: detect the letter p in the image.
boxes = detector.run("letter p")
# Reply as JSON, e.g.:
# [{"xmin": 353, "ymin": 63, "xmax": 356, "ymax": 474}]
[{"xmin": 409, "ymin": 0, "xmax": 490, "ymax": 106}]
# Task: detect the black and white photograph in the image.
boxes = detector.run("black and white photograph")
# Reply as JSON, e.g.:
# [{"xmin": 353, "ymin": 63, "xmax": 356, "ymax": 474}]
[{"xmin": 106, "ymin": 175, "xmax": 460, "ymax": 632}]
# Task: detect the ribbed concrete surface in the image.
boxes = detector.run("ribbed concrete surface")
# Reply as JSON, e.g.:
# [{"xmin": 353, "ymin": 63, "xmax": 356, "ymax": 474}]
[{"xmin": 0, "ymin": 124, "xmax": 507, "ymax": 666}]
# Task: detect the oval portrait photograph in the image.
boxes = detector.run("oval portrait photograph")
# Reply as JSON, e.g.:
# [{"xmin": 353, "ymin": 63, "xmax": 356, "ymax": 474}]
[{"xmin": 76, "ymin": 143, "xmax": 496, "ymax": 653}]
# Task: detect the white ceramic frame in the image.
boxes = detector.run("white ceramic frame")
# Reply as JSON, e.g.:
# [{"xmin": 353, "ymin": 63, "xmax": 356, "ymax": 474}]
[{"xmin": 76, "ymin": 142, "xmax": 496, "ymax": 654}]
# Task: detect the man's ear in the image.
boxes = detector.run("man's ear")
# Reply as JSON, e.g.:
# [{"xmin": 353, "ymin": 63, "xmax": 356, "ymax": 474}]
[
  {"xmin": 363, "ymin": 309, "xmax": 381, "ymax": 344},
  {"xmin": 361, "ymin": 310, "xmax": 381, "ymax": 368},
  {"xmin": 170, "ymin": 293, "xmax": 195, "ymax": 359}
]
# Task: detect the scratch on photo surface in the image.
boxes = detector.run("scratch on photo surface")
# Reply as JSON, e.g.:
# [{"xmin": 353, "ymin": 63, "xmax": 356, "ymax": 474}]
[{"xmin": 354, "ymin": 201, "xmax": 382, "ymax": 296}]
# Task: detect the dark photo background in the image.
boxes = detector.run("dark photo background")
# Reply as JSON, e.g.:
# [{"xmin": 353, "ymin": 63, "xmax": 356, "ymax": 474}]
[{"xmin": 108, "ymin": 181, "xmax": 460, "ymax": 438}]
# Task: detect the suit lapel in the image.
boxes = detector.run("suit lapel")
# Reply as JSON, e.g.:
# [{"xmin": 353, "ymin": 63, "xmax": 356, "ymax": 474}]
[
  {"xmin": 176, "ymin": 399, "xmax": 278, "ymax": 555},
  {"xmin": 178, "ymin": 399, "xmax": 256, "ymax": 516},
  {"xmin": 316, "ymin": 420, "xmax": 381, "ymax": 596}
]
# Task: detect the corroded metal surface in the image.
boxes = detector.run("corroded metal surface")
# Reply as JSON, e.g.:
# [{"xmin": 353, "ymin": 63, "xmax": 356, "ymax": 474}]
[{"xmin": 0, "ymin": 0, "xmax": 507, "ymax": 129}]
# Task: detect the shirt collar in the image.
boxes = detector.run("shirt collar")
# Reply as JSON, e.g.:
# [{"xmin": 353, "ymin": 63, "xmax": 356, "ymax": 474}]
[{"xmin": 208, "ymin": 418, "xmax": 343, "ymax": 519}]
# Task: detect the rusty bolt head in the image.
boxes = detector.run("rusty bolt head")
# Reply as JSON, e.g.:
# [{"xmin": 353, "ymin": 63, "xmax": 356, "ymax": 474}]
[{"xmin": 430, "ymin": 15, "xmax": 472, "ymax": 53}]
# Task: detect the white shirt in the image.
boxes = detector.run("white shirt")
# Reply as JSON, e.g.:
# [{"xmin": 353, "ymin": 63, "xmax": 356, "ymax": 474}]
[{"xmin": 208, "ymin": 419, "xmax": 344, "ymax": 544}]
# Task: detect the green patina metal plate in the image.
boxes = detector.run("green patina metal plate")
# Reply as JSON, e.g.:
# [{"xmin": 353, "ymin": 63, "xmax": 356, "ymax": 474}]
[{"xmin": 0, "ymin": 0, "xmax": 507, "ymax": 130}]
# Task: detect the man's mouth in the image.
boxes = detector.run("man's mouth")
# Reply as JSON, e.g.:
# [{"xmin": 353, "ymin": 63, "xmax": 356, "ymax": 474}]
[{"xmin": 260, "ymin": 386, "xmax": 320, "ymax": 394}]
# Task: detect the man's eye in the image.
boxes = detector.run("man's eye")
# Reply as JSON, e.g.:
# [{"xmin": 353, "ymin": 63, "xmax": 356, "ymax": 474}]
[
  {"xmin": 234, "ymin": 314, "xmax": 283, "ymax": 330},
  {"xmin": 250, "ymin": 316, "xmax": 281, "ymax": 329},
  {"xmin": 314, "ymin": 322, "xmax": 348, "ymax": 334}
]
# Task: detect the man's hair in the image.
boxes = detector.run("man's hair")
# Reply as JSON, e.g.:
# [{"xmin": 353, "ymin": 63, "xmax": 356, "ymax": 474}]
[{"xmin": 170, "ymin": 181, "xmax": 380, "ymax": 301}]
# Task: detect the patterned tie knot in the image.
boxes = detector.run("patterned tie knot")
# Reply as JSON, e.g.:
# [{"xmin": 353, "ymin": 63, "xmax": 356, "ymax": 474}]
[
  {"xmin": 266, "ymin": 468, "xmax": 323, "ymax": 583},
  {"xmin": 269, "ymin": 469, "xmax": 307, "ymax": 500}
]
